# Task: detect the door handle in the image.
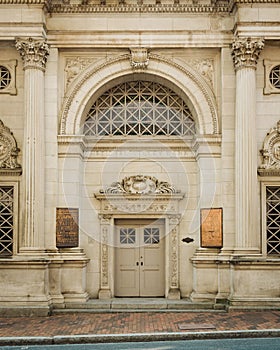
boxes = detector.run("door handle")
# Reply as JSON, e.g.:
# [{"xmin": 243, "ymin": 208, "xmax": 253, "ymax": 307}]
[
  {"xmin": 136, "ymin": 262, "xmax": 139, "ymax": 266},
  {"xmin": 140, "ymin": 262, "xmax": 143, "ymax": 266}
]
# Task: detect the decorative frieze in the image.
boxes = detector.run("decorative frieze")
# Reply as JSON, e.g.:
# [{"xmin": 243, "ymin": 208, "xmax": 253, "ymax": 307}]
[
  {"xmin": 15, "ymin": 37, "xmax": 50, "ymax": 72},
  {"xmin": 258, "ymin": 120, "xmax": 280, "ymax": 176},
  {"xmin": 0, "ymin": 119, "xmax": 21, "ymax": 175},
  {"xmin": 130, "ymin": 48, "xmax": 149, "ymax": 70},
  {"xmin": 231, "ymin": 37, "xmax": 264, "ymax": 71}
]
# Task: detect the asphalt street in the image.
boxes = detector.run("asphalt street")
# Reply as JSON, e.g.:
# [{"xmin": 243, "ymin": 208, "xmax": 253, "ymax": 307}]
[{"xmin": 2, "ymin": 338, "xmax": 280, "ymax": 350}]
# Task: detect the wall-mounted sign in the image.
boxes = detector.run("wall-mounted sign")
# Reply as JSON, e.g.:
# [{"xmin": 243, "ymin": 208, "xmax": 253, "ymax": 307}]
[
  {"xmin": 56, "ymin": 208, "xmax": 79, "ymax": 248},
  {"xmin": 200, "ymin": 208, "xmax": 223, "ymax": 248}
]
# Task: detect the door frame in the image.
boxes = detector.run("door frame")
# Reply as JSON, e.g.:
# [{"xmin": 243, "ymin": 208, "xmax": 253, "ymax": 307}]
[
  {"xmin": 114, "ymin": 219, "xmax": 166, "ymax": 297},
  {"xmin": 97, "ymin": 211, "xmax": 182, "ymax": 300}
]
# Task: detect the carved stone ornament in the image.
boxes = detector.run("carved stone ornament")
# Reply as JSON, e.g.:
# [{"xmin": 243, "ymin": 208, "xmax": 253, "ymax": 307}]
[
  {"xmin": 130, "ymin": 48, "xmax": 149, "ymax": 70},
  {"xmin": 64, "ymin": 56, "xmax": 96, "ymax": 88},
  {"xmin": 15, "ymin": 37, "xmax": 50, "ymax": 72},
  {"xmin": 101, "ymin": 175, "xmax": 178, "ymax": 194},
  {"xmin": 258, "ymin": 120, "xmax": 280, "ymax": 176},
  {"xmin": 0, "ymin": 119, "xmax": 21, "ymax": 175},
  {"xmin": 231, "ymin": 37, "xmax": 264, "ymax": 70}
]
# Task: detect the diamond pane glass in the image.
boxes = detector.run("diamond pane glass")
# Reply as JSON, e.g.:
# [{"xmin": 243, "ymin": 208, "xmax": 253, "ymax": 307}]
[
  {"xmin": 0, "ymin": 66, "xmax": 11, "ymax": 90},
  {"xmin": 0, "ymin": 186, "xmax": 14, "ymax": 256},
  {"xmin": 266, "ymin": 186, "xmax": 280, "ymax": 255},
  {"xmin": 144, "ymin": 228, "xmax": 160, "ymax": 244},
  {"xmin": 269, "ymin": 65, "xmax": 280, "ymax": 89},
  {"xmin": 84, "ymin": 81, "xmax": 195, "ymax": 137},
  {"xmin": 120, "ymin": 228, "xmax": 136, "ymax": 244}
]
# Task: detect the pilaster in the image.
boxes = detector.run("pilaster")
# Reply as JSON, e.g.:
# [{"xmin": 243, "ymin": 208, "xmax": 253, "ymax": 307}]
[
  {"xmin": 231, "ymin": 37, "xmax": 264, "ymax": 254},
  {"xmin": 15, "ymin": 37, "xmax": 49, "ymax": 252}
]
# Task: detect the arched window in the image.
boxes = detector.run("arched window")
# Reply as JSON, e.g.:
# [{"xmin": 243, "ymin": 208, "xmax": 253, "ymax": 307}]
[{"xmin": 83, "ymin": 81, "xmax": 195, "ymax": 137}]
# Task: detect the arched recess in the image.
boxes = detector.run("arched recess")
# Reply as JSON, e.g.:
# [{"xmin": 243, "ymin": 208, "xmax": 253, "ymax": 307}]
[{"xmin": 59, "ymin": 53, "xmax": 219, "ymax": 136}]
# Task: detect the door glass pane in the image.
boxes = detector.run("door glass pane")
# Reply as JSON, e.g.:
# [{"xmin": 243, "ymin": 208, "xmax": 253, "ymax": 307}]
[
  {"xmin": 120, "ymin": 228, "xmax": 136, "ymax": 244},
  {"xmin": 144, "ymin": 228, "xmax": 160, "ymax": 244}
]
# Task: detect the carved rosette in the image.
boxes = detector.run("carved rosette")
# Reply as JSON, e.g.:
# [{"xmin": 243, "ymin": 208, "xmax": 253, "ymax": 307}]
[
  {"xmin": 231, "ymin": 37, "xmax": 264, "ymax": 70},
  {"xmin": 130, "ymin": 48, "xmax": 149, "ymax": 70},
  {"xmin": 102, "ymin": 175, "xmax": 177, "ymax": 195},
  {"xmin": 258, "ymin": 120, "xmax": 280, "ymax": 176},
  {"xmin": 15, "ymin": 37, "xmax": 50, "ymax": 72},
  {"xmin": 0, "ymin": 119, "xmax": 21, "ymax": 175}
]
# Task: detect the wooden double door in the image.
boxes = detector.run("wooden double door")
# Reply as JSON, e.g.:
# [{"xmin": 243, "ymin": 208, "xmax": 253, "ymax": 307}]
[{"xmin": 115, "ymin": 219, "xmax": 165, "ymax": 297}]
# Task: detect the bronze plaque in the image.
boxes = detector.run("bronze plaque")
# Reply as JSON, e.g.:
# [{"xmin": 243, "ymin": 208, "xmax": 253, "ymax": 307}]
[
  {"xmin": 200, "ymin": 208, "xmax": 223, "ymax": 248},
  {"xmin": 56, "ymin": 208, "xmax": 79, "ymax": 248}
]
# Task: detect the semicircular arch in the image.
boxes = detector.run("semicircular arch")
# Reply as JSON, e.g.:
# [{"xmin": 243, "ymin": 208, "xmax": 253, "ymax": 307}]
[{"xmin": 59, "ymin": 54, "xmax": 219, "ymax": 136}]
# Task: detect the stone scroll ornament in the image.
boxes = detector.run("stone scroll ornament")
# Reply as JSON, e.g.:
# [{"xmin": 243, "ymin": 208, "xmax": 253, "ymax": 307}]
[
  {"xmin": 101, "ymin": 175, "xmax": 178, "ymax": 194},
  {"xmin": 259, "ymin": 120, "xmax": 280, "ymax": 174},
  {"xmin": 0, "ymin": 119, "xmax": 21, "ymax": 173}
]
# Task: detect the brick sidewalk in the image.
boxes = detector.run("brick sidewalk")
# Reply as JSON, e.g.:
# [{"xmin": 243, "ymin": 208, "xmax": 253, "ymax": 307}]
[{"xmin": 0, "ymin": 311, "xmax": 280, "ymax": 338}]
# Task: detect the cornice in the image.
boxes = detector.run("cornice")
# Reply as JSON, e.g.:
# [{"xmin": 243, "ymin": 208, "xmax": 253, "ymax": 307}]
[
  {"xmin": 0, "ymin": 0, "xmax": 51, "ymax": 9},
  {"xmin": 49, "ymin": 3, "xmax": 229, "ymax": 14},
  {"xmin": 229, "ymin": 0, "xmax": 280, "ymax": 12}
]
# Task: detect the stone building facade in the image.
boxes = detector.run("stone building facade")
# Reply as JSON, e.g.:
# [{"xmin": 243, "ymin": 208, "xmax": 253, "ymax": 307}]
[{"xmin": 0, "ymin": 0, "xmax": 280, "ymax": 315}]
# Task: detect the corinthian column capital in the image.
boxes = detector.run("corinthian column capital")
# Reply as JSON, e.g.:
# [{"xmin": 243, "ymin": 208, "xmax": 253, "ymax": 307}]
[
  {"xmin": 231, "ymin": 37, "xmax": 264, "ymax": 71},
  {"xmin": 15, "ymin": 37, "xmax": 49, "ymax": 72}
]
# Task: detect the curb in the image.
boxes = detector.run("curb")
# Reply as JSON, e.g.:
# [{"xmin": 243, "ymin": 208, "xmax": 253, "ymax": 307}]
[{"xmin": 1, "ymin": 329, "xmax": 280, "ymax": 346}]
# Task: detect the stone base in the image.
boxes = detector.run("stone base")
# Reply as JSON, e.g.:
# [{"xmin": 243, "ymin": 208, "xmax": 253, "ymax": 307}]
[
  {"xmin": 98, "ymin": 289, "xmax": 112, "ymax": 299},
  {"xmin": 167, "ymin": 288, "xmax": 181, "ymax": 300},
  {"xmin": 0, "ymin": 305, "xmax": 51, "ymax": 317}
]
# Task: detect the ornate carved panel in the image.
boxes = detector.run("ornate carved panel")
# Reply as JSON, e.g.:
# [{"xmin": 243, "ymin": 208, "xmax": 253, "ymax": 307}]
[
  {"xmin": 258, "ymin": 120, "xmax": 280, "ymax": 176},
  {"xmin": 0, "ymin": 119, "xmax": 21, "ymax": 175}
]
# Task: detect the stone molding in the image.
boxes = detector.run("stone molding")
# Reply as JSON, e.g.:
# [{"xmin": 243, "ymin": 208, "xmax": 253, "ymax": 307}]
[
  {"xmin": 258, "ymin": 120, "xmax": 280, "ymax": 176},
  {"xmin": 0, "ymin": 119, "xmax": 21, "ymax": 175},
  {"xmin": 130, "ymin": 48, "xmax": 149, "ymax": 70},
  {"xmin": 15, "ymin": 37, "xmax": 50, "ymax": 72},
  {"xmin": 60, "ymin": 53, "xmax": 219, "ymax": 135},
  {"xmin": 231, "ymin": 37, "xmax": 264, "ymax": 71}
]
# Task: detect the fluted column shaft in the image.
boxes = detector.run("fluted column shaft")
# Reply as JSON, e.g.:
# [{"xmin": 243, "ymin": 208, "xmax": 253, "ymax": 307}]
[
  {"xmin": 231, "ymin": 37, "xmax": 264, "ymax": 253},
  {"xmin": 16, "ymin": 37, "xmax": 49, "ymax": 251}
]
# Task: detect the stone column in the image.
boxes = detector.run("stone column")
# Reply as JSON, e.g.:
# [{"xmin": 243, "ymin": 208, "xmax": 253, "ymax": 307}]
[
  {"xmin": 15, "ymin": 37, "xmax": 49, "ymax": 252},
  {"xmin": 231, "ymin": 37, "xmax": 264, "ymax": 253}
]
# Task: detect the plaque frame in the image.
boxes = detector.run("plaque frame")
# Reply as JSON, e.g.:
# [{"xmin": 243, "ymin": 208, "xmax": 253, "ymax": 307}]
[
  {"xmin": 56, "ymin": 207, "xmax": 79, "ymax": 248},
  {"xmin": 200, "ymin": 208, "xmax": 223, "ymax": 248}
]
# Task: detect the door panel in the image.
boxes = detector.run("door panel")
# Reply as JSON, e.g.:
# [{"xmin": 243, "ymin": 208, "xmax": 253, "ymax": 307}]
[{"xmin": 115, "ymin": 220, "xmax": 165, "ymax": 297}]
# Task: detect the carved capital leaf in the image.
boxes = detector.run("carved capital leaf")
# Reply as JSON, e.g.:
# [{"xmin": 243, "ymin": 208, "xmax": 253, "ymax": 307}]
[
  {"xmin": 15, "ymin": 37, "xmax": 50, "ymax": 72},
  {"xmin": 231, "ymin": 37, "xmax": 264, "ymax": 70}
]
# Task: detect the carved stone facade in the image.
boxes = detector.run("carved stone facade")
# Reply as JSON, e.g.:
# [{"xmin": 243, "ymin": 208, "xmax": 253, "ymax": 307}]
[{"xmin": 0, "ymin": 0, "xmax": 280, "ymax": 315}]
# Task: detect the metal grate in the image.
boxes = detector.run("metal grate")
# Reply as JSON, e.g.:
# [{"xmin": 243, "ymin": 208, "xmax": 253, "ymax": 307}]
[
  {"xmin": 144, "ymin": 228, "xmax": 160, "ymax": 244},
  {"xmin": 120, "ymin": 228, "xmax": 136, "ymax": 244},
  {"xmin": 84, "ymin": 81, "xmax": 195, "ymax": 137},
  {"xmin": 269, "ymin": 65, "xmax": 280, "ymax": 89},
  {"xmin": 266, "ymin": 186, "xmax": 280, "ymax": 255},
  {"xmin": 0, "ymin": 186, "xmax": 14, "ymax": 256},
  {"xmin": 0, "ymin": 66, "xmax": 11, "ymax": 90}
]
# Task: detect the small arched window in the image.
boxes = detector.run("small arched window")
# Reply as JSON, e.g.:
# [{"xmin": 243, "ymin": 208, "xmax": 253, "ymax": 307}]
[{"xmin": 83, "ymin": 80, "xmax": 195, "ymax": 137}]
